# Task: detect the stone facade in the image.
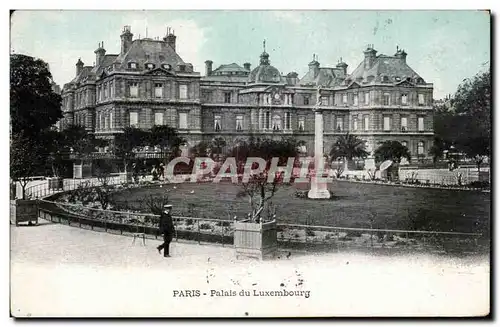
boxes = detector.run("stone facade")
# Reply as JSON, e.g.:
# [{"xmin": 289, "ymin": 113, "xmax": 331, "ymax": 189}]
[{"xmin": 60, "ymin": 27, "xmax": 434, "ymax": 161}]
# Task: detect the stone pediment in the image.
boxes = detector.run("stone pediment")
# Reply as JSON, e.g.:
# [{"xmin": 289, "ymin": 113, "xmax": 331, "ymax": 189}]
[
  {"xmin": 395, "ymin": 79, "xmax": 415, "ymax": 87},
  {"xmin": 346, "ymin": 81, "xmax": 362, "ymax": 89},
  {"xmin": 144, "ymin": 68, "xmax": 175, "ymax": 76}
]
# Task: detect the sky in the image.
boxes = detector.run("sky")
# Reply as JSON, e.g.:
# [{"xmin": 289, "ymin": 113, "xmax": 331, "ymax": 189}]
[{"xmin": 10, "ymin": 10, "xmax": 490, "ymax": 99}]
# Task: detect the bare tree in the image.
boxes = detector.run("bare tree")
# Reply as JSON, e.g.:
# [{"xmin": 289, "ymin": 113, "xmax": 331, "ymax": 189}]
[{"xmin": 239, "ymin": 171, "xmax": 280, "ymax": 223}]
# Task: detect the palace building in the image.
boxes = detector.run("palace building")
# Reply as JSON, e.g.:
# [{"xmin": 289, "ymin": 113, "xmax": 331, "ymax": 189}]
[{"xmin": 60, "ymin": 26, "xmax": 434, "ymax": 162}]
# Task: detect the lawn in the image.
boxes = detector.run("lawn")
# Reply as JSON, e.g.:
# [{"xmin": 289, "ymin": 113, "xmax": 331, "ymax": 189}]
[{"xmin": 110, "ymin": 181, "xmax": 490, "ymax": 235}]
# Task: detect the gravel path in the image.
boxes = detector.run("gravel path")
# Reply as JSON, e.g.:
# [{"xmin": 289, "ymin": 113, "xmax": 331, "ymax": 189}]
[{"xmin": 11, "ymin": 221, "xmax": 489, "ymax": 317}]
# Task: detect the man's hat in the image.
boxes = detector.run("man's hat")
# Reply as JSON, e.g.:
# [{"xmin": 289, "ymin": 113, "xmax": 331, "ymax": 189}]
[{"xmin": 164, "ymin": 204, "xmax": 173, "ymax": 209}]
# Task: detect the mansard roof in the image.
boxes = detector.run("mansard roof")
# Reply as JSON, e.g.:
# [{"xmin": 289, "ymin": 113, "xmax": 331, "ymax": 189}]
[
  {"xmin": 299, "ymin": 67, "xmax": 345, "ymax": 87},
  {"xmin": 113, "ymin": 39, "xmax": 190, "ymax": 72},
  {"xmin": 347, "ymin": 54, "xmax": 425, "ymax": 85}
]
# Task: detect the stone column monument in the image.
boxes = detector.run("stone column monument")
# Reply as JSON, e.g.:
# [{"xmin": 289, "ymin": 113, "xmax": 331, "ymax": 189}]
[{"xmin": 308, "ymin": 86, "xmax": 331, "ymax": 199}]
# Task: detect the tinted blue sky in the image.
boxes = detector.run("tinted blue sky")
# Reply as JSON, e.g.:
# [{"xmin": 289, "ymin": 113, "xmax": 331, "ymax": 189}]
[{"xmin": 11, "ymin": 10, "xmax": 490, "ymax": 98}]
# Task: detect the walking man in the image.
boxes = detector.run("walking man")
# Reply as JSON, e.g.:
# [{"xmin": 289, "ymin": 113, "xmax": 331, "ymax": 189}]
[{"xmin": 157, "ymin": 204, "xmax": 175, "ymax": 257}]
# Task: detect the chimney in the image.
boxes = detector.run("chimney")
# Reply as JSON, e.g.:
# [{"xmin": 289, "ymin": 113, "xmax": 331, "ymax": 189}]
[
  {"xmin": 287, "ymin": 72, "xmax": 299, "ymax": 84},
  {"xmin": 308, "ymin": 54, "xmax": 320, "ymax": 78},
  {"xmin": 363, "ymin": 44, "xmax": 377, "ymax": 69},
  {"xmin": 76, "ymin": 58, "xmax": 84, "ymax": 76},
  {"xmin": 204, "ymin": 60, "xmax": 213, "ymax": 76},
  {"xmin": 94, "ymin": 42, "xmax": 106, "ymax": 67},
  {"xmin": 394, "ymin": 46, "xmax": 407, "ymax": 63},
  {"xmin": 163, "ymin": 27, "xmax": 177, "ymax": 52},
  {"xmin": 336, "ymin": 57, "xmax": 348, "ymax": 76},
  {"xmin": 120, "ymin": 25, "xmax": 133, "ymax": 55},
  {"xmin": 243, "ymin": 62, "xmax": 251, "ymax": 71}
]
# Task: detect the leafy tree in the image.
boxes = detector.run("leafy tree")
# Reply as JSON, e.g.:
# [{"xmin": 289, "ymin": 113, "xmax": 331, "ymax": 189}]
[
  {"xmin": 112, "ymin": 127, "xmax": 149, "ymax": 173},
  {"xmin": 10, "ymin": 54, "xmax": 62, "ymax": 136},
  {"xmin": 374, "ymin": 141, "xmax": 411, "ymax": 164},
  {"xmin": 10, "ymin": 133, "xmax": 46, "ymax": 198},
  {"xmin": 450, "ymin": 70, "xmax": 491, "ymax": 172},
  {"xmin": 452, "ymin": 70, "xmax": 491, "ymax": 134},
  {"xmin": 149, "ymin": 125, "xmax": 181, "ymax": 156},
  {"xmin": 329, "ymin": 133, "xmax": 369, "ymax": 170},
  {"xmin": 211, "ymin": 137, "xmax": 227, "ymax": 159}
]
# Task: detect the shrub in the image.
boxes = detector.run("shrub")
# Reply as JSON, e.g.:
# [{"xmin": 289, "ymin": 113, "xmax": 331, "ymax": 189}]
[
  {"xmin": 185, "ymin": 218, "xmax": 194, "ymax": 226},
  {"xmin": 199, "ymin": 223, "xmax": 212, "ymax": 230},
  {"xmin": 346, "ymin": 230, "xmax": 362, "ymax": 238}
]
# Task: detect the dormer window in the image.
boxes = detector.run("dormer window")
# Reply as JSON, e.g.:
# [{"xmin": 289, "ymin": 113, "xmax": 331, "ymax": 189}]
[
  {"xmin": 146, "ymin": 63, "xmax": 155, "ymax": 70},
  {"xmin": 179, "ymin": 65, "xmax": 186, "ymax": 72},
  {"xmin": 394, "ymin": 76, "xmax": 401, "ymax": 82},
  {"xmin": 382, "ymin": 76, "xmax": 390, "ymax": 83},
  {"xmin": 162, "ymin": 64, "xmax": 171, "ymax": 70},
  {"xmin": 129, "ymin": 62, "xmax": 137, "ymax": 69}
]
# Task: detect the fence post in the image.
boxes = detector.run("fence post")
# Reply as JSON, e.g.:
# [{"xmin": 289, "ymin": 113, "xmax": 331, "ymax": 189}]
[
  {"xmin": 197, "ymin": 220, "xmax": 200, "ymax": 244},
  {"xmin": 221, "ymin": 224, "xmax": 224, "ymax": 247}
]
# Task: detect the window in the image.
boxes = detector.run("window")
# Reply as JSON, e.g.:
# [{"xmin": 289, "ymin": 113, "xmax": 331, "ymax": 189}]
[
  {"xmin": 155, "ymin": 83, "xmax": 163, "ymax": 98},
  {"xmin": 418, "ymin": 117, "xmax": 425, "ymax": 131},
  {"xmin": 179, "ymin": 112, "xmax": 188, "ymax": 129},
  {"xmin": 146, "ymin": 63, "xmax": 155, "ymax": 69},
  {"xmin": 353, "ymin": 118, "xmax": 358, "ymax": 131},
  {"xmin": 353, "ymin": 94, "xmax": 358, "ymax": 106},
  {"xmin": 342, "ymin": 93, "xmax": 348, "ymax": 104},
  {"xmin": 321, "ymin": 96, "xmax": 328, "ymax": 106},
  {"xmin": 129, "ymin": 112, "xmax": 138, "ymax": 127},
  {"xmin": 383, "ymin": 93, "xmax": 391, "ymax": 106},
  {"xmin": 179, "ymin": 65, "xmax": 186, "ymax": 72},
  {"xmin": 104, "ymin": 114, "xmax": 109, "ymax": 129},
  {"xmin": 129, "ymin": 62, "xmax": 137, "ymax": 69},
  {"xmin": 272, "ymin": 115, "xmax": 282, "ymax": 131},
  {"xmin": 109, "ymin": 112, "xmax": 114, "ymax": 129},
  {"xmin": 364, "ymin": 115, "xmax": 369, "ymax": 131},
  {"xmin": 110, "ymin": 81, "xmax": 114, "ymax": 98},
  {"xmin": 364, "ymin": 92, "xmax": 370, "ymax": 105},
  {"xmin": 298, "ymin": 116, "xmax": 305, "ymax": 131},
  {"xmin": 236, "ymin": 115, "xmax": 243, "ymax": 131},
  {"xmin": 224, "ymin": 92, "xmax": 231, "ymax": 104},
  {"xmin": 417, "ymin": 141, "xmax": 425, "ymax": 155},
  {"xmin": 129, "ymin": 82, "xmax": 138, "ymax": 98},
  {"xmin": 265, "ymin": 111, "xmax": 271, "ymax": 129},
  {"xmin": 96, "ymin": 113, "xmax": 100, "ymax": 130},
  {"xmin": 383, "ymin": 76, "xmax": 390, "ymax": 82},
  {"xmin": 179, "ymin": 84, "xmax": 188, "ymax": 99},
  {"xmin": 401, "ymin": 141, "xmax": 408, "ymax": 148},
  {"xmin": 401, "ymin": 93, "xmax": 408, "ymax": 105},
  {"xmin": 202, "ymin": 90, "xmax": 211, "ymax": 102},
  {"xmin": 401, "ymin": 117, "xmax": 408, "ymax": 131},
  {"xmin": 383, "ymin": 116, "xmax": 391, "ymax": 131},
  {"xmin": 155, "ymin": 112, "xmax": 164, "ymax": 125},
  {"xmin": 284, "ymin": 112, "xmax": 292, "ymax": 130},
  {"xmin": 214, "ymin": 115, "xmax": 221, "ymax": 131},
  {"xmin": 336, "ymin": 117, "xmax": 343, "ymax": 131},
  {"xmin": 104, "ymin": 83, "xmax": 108, "ymax": 99},
  {"xmin": 418, "ymin": 93, "xmax": 425, "ymax": 105},
  {"xmin": 303, "ymin": 96, "xmax": 310, "ymax": 105},
  {"xmin": 162, "ymin": 64, "xmax": 171, "ymax": 70}
]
